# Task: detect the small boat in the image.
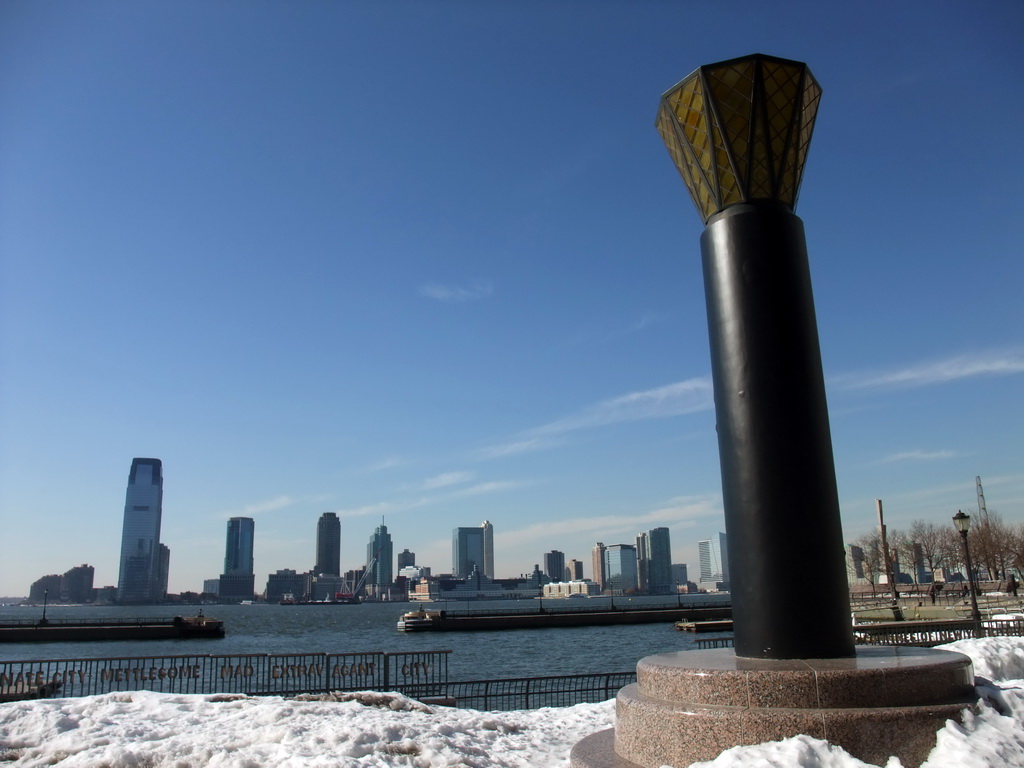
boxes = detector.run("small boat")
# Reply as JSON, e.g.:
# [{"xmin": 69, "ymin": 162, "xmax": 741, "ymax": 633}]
[{"xmin": 396, "ymin": 610, "xmax": 439, "ymax": 631}]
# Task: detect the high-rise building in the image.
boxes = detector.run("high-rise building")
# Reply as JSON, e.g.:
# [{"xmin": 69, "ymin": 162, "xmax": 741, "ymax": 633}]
[
  {"xmin": 220, "ymin": 517, "xmax": 255, "ymax": 602},
  {"xmin": 265, "ymin": 569, "xmax": 308, "ymax": 602},
  {"xmin": 591, "ymin": 542, "xmax": 607, "ymax": 591},
  {"xmin": 646, "ymin": 527, "xmax": 673, "ymax": 594},
  {"xmin": 672, "ymin": 563, "xmax": 688, "ymax": 589},
  {"xmin": 481, "ymin": 520, "xmax": 494, "ymax": 578},
  {"xmin": 453, "ymin": 521, "xmax": 494, "ymax": 578},
  {"xmin": 366, "ymin": 524, "xmax": 394, "ymax": 591},
  {"xmin": 566, "ymin": 559, "xmax": 584, "ymax": 581},
  {"xmin": 698, "ymin": 532, "xmax": 729, "ymax": 586},
  {"xmin": 314, "ymin": 512, "xmax": 341, "ymax": 576},
  {"xmin": 28, "ymin": 574, "xmax": 62, "ymax": 602},
  {"xmin": 117, "ymin": 458, "xmax": 166, "ymax": 604},
  {"xmin": 397, "ymin": 549, "xmax": 416, "ymax": 569},
  {"xmin": 224, "ymin": 517, "xmax": 255, "ymax": 574},
  {"xmin": 156, "ymin": 544, "xmax": 170, "ymax": 600},
  {"xmin": 635, "ymin": 532, "xmax": 650, "ymax": 592},
  {"xmin": 62, "ymin": 564, "xmax": 95, "ymax": 603},
  {"xmin": 604, "ymin": 544, "xmax": 638, "ymax": 594},
  {"xmin": 543, "ymin": 550, "xmax": 565, "ymax": 583}
]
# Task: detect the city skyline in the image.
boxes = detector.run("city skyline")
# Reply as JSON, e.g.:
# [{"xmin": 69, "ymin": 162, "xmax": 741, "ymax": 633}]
[
  {"xmin": 1, "ymin": 3, "xmax": 1022, "ymax": 596},
  {"xmin": 10, "ymin": 497, "xmax": 1008, "ymax": 600}
]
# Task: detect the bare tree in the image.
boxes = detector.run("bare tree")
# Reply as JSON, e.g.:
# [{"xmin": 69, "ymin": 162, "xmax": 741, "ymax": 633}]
[
  {"xmin": 1007, "ymin": 522, "xmax": 1024, "ymax": 578},
  {"xmin": 854, "ymin": 531, "xmax": 883, "ymax": 590},
  {"xmin": 939, "ymin": 525, "xmax": 965, "ymax": 579},
  {"xmin": 909, "ymin": 519, "xmax": 946, "ymax": 578},
  {"xmin": 888, "ymin": 529, "xmax": 920, "ymax": 587},
  {"xmin": 972, "ymin": 508, "xmax": 1011, "ymax": 581}
]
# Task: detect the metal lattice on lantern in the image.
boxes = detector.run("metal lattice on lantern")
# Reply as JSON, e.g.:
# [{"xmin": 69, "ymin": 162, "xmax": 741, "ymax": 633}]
[{"xmin": 656, "ymin": 53, "xmax": 822, "ymax": 223}]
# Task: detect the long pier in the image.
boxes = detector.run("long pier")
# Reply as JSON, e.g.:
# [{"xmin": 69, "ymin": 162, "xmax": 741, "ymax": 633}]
[
  {"xmin": 0, "ymin": 616, "xmax": 224, "ymax": 643},
  {"xmin": 397, "ymin": 603, "xmax": 731, "ymax": 632}
]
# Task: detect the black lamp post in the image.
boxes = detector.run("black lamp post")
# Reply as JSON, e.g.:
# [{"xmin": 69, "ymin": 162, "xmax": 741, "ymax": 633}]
[{"xmin": 952, "ymin": 510, "xmax": 982, "ymax": 637}]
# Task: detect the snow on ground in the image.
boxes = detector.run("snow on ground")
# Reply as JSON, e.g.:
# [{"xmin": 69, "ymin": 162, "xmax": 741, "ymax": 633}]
[{"xmin": 2, "ymin": 638, "xmax": 1024, "ymax": 767}]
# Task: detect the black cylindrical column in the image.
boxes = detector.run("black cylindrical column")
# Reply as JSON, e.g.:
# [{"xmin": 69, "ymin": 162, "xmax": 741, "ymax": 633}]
[{"xmin": 701, "ymin": 202, "xmax": 854, "ymax": 658}]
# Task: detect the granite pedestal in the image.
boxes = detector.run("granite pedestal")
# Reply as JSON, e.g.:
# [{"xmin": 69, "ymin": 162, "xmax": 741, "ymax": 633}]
[{"xmin": 570, "ymin": 647, "xmax": 978, "ymax": 768}]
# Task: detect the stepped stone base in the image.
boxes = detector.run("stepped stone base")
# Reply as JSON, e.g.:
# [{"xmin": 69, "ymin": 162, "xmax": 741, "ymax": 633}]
[{"xmin": 570, "ymin": 647, "xmax": 978, "ymax": 768}]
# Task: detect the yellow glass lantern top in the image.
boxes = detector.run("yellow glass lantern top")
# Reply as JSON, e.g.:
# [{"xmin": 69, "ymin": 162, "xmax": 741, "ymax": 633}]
[{"xmin": 656, "ymin": 54, "xmax": 821, "ymax": 223}]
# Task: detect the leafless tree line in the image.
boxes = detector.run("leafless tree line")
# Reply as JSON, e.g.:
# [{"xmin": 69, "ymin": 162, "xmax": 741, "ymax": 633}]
[{"xmin": 852, "ymin": 509, "xmax": 1024, "ymax": 586}]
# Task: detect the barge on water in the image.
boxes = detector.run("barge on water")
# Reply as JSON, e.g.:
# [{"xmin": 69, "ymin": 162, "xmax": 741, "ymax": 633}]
[
  {"xmin": 0, "ymin": 615, "xmax": 225, "ymax": 643},
  {"xmin": 397, "ymin": 602, "xmax": 731, "ymax": 632}
]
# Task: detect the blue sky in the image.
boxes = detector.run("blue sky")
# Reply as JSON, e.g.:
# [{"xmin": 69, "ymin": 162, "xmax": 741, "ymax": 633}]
[{"xmin": 1, "ymin": 2, "xmax": 1022, "ymax": 597}]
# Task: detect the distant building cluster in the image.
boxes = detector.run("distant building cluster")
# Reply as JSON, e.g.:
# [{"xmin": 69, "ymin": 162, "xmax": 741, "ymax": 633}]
[
  {"xmin": 19, "ymin": 457, "xmax": 702, "ymax": 605},
  {"xmin": 28, "ymin": 564, "xmax": 95, "ymax": 604},
  {"xmin": 37, "ymin": 456, "xmax": 971, "ymax": 607}
]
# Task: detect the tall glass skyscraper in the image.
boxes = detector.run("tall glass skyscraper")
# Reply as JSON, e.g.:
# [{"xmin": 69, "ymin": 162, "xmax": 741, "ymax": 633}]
[
  {"xmin": 117, "ymin": 458, "xmax": 166, "ymax": 604},
  {"xmin": 366, "ymin": 523, "xmax": 393, "ymax": 591},
  {"xmin": 220, "ymin": 516, "xmax": 255, "ymax": 601},
  {"xmin": 698, "ymin": 532, "xmax": 729, "ymax": 586},
  {"xmin": 224, "ymin": 517, "xmax": 255, "ymax": 574},
  {"xmin": 314, "ymin": 512, "xmax": 341, "ymax": 576},
  {"xmin": 604, "ymin": 544, "xmax": 638, "ymax": 594},
  {"xmin": 452, "ymin": 521, "xmax": 494, "ymax": 578},
  {"xmin": 646, "ymin": 527, "xmax": 673, "ymax": 594}
]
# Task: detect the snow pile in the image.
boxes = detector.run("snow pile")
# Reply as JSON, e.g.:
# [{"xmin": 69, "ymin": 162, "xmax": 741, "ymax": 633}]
[
  {"xmin": 2, "ymin": 638, "xmax": 1024, "ymax": 767},
  {"xmin": 0, "ymin": 691, "xmax": 612, "ymax": 767},
  {"xmin": 942, "ymin": 635, "xmax": 1024, "ymax": 682}
]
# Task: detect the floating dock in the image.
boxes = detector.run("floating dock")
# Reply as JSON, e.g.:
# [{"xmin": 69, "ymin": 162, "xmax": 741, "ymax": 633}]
[
  {"xmin": 398, "ymin": 604, "xmax": 731, "ymax": 632},
  {"xmin": 0, "ymin": 615, "xmax": 225, "ymax": 643}
]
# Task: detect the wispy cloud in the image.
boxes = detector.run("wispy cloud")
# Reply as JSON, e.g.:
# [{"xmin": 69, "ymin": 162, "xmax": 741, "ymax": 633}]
[
  {"xmin": 334, "ymin": 477, "xmax": 522, "ymax": 519},
  {"xmin": 334, "ymin": 498, "xmax": 429, "ymax": 519},
  {"xmin": 534, "ymin": 378, "xmax": 713, "ymax": 435},
  {"xmin": 418, "ymin": 280, "xmax": 494, "ymax": 302},
  {"xmin": 450, "ymin": 480, "xmax": 525, "ymax": 498},
  {"xmin": 475, "ymin": 437, "xmax": 563, "ymax": 460},
  {"xmin": 880, "ymin": 450, "xmax": 957, "ymax": 464},
  {"xmin": 498, "ymin": 495, "xmax": 719, "ymax": 549},
  {"xmin": 362, "ymin": 457, "xmax": 408, "ymax": 473},
  {"xmin": 421, "ymin": 471, "xmax": 474, "ymax": 490},
  {"xmin": 229, "ymin": 495, "xmax": 297, "ymax": 518},
  {"xmin": 476, "ymin": 377, "xmax": 712, "ymax": 459},
  {"xmin": 835, "ymin": 351, "xmax": 1024, "ymax": 390},
  {"xmin": 592, "ymin": 311, "xmax": 671, "ymax": 346}
]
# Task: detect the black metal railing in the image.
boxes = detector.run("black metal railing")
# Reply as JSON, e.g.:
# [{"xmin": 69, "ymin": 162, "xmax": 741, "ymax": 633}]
[
  {"xmin": 0, "ymin": 648, "xmax": 633, "ymax": 710},
  {"xmin": 428, "ymin": 672, "xmax": 636, "ymax": 710},
  {"xmin": 854, "ymin": 617, "xmax": 1024, "ymax": 647},
  {"xmin": 0, "ymin": 650, "xmax": 449, "ymax": 701},
  {"xmin": 695, "ymin": 637, "xmax": 734, "ymax": 650}
]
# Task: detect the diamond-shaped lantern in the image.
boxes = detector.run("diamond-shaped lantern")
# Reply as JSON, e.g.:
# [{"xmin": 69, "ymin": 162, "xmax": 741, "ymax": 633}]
[{"xmin": 656, "ymin": 53, "xmax": 822, "ymax": 223}]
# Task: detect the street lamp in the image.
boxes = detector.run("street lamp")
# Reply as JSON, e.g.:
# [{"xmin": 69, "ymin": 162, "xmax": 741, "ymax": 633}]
[{"xmin": 952, "ymin": 510, "xmax": 982, "ymax": 637}]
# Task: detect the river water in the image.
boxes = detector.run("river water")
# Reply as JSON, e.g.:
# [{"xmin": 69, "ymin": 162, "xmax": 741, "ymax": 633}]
[{"xmin": 0, "ymin": 598, "xmax": 729, "ymax": 681}]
